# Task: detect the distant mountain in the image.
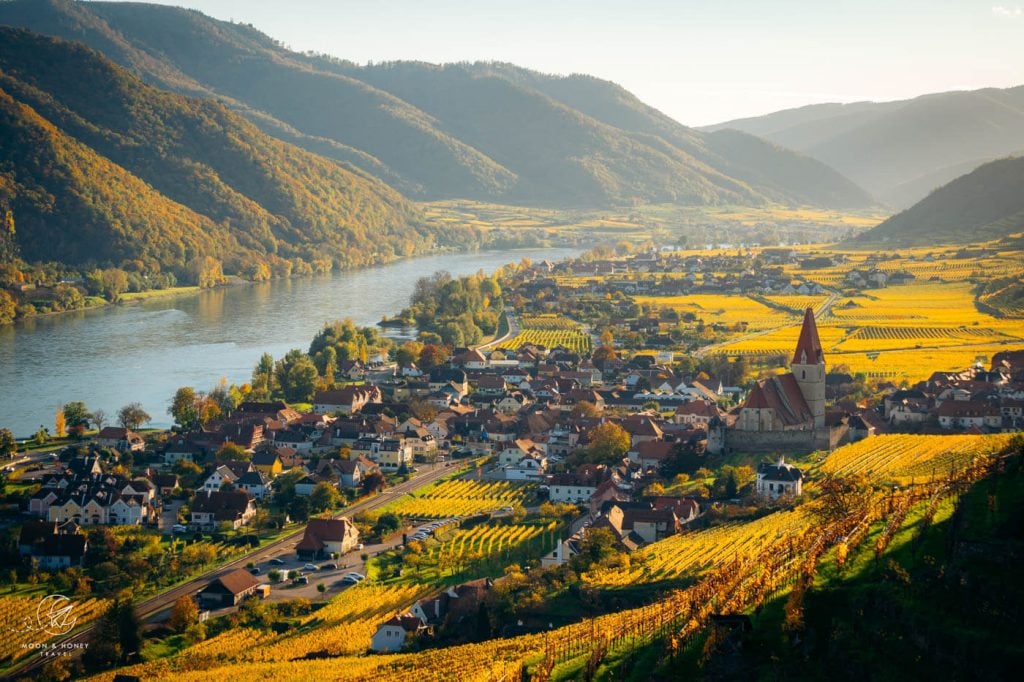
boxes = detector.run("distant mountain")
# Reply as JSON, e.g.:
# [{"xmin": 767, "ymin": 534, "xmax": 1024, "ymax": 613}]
[
  {"xmin": 0, "ymin": 0, "xmax": 875, "ymax": 210},
  {"xmin": 703, "ymin": 86, "xmax": 1024, "ymax": 208},
  {"xmin": 852, "ymin": 156, "xmax": 1024, "ymax": 245},
  {"xmin": 0, "ymin": 27, "xmax": 429, "ymax": 273}
]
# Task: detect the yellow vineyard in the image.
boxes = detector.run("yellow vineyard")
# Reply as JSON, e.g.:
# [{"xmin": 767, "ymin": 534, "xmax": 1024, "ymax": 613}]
[
  {"xmin": 820, "ymin": 433, "xmax": 1013, "ymax": 484},
  {"xmin": 385, "ymin": 480, "xmax": 532, "ymax": 518}
]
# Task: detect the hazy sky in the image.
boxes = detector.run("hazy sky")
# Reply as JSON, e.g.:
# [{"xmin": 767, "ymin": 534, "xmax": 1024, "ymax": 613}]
[{"xmin": 101, "ymin": 0, "xmax": 1023, "ymax": 126}]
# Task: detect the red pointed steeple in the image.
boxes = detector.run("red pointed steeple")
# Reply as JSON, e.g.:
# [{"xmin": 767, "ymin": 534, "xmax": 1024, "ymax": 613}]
[{"xmin": 792, "ymin": 307, "xmax": 824, "ymax": 365}]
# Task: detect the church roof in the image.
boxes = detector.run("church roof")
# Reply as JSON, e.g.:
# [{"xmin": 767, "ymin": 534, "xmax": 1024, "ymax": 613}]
[
  {"xmin": 743, "ymin": 374, "xmax": 814, "ymax": 427},
  {"xmin": 792, "ymin": 307, "xmax": 824, "ymax": 365}
]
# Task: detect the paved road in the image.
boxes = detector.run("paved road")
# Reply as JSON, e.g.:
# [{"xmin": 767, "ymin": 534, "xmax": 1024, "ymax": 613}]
[
  {"xmin": 475, "ymin": 308, "xmax": 519, "ymax": 351},
  {"xmin": 7, "ymin": 461, "xmax": 461, "ymax": 677}
]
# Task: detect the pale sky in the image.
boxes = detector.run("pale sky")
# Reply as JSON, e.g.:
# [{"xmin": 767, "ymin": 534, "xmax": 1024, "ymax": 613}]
[{"xmin": 98, "ymin": 0, "xmax": 1024, "ymax": 126}]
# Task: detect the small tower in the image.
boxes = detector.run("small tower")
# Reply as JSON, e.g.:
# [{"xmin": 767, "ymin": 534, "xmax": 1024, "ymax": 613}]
[{"xmin": 792, "ymin": 307, "xmax": 826, "ymax": 428}]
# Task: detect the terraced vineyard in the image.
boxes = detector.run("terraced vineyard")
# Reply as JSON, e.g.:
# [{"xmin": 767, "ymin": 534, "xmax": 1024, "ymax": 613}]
[
  {"xmin": 820, "ymin": 433, "xmax": 1012, "ymax": 484},
  {"xmin": 427, "ymin": 520, "xmax": 558, "ymax": 566},
  {"xmin": 584, "ymin": 508, "xmax": 812, "ymax": 587},
  {"xmin": 385, "ymin": 480, "xmax": 532, "ymax": 518},
  {"xmin": 504, "ymin": 315, "xmax": 592, "ymax": 353}
]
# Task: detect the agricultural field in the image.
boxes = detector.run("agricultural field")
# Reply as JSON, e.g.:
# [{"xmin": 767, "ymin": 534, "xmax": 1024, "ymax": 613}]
[
  {"xmin": 0, "ymin": 596, "xmax": 110, "ymax": 665},
  {"xmin": 425, "ymin": 520, "xmax": 558, "ymax": 568},
  {"xmin": 585, "ymin": 508, "xmax": 812, "ymax": 587},
  {"xmin": 383, "ymin": 479, "xmax": 533, "ymax": 518},
  {"xmin": 713, "ymin": 281, "xmax": 1024, "ymax": 381},
  {"xmin": 819, "ymin": 433, "xmax": 1012, "ymax": 484},
  {"xmin": 635, "ymin": 294, "xmax": 796, "ymax": 331},
  {"xmin": 504, "ymin": 315, "xmax": 592, "ymax": 354}
]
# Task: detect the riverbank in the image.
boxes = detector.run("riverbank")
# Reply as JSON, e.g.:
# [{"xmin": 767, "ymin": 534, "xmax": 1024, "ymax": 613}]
[{"xmin": 0, "ymin": 247, "xmax": 585, "ymax": 436}]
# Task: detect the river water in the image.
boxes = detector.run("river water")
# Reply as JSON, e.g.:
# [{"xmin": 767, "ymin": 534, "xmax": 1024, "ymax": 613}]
[{"xmin": 0, "ymin": 248, "xmax": 580, "ymax": 437}]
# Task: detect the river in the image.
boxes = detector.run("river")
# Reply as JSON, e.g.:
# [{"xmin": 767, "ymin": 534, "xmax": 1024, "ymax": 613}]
[{"xmin": 0, "ymin": 247, "xmax": 581, "ymax": 437}]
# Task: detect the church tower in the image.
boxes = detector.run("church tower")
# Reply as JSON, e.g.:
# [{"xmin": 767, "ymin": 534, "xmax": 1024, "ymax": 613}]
[{"xmin": 792, "ymin": 307, "xmax": 826, "ymax": 428}]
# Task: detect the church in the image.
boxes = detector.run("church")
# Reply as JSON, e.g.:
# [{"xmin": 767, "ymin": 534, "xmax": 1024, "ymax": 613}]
[{"xmin": 714, "ymin": 308, "xmax": 841, "ymax": 453}]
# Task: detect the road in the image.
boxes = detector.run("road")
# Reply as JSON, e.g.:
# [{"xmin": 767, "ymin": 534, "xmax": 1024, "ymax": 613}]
[
  {"xmin": 6, "ymin": 461, "xmax": 460, "ymax": 677},
  {"xmin": 475, "ymin": 307, "xmax": 519, "ymax": 351}
]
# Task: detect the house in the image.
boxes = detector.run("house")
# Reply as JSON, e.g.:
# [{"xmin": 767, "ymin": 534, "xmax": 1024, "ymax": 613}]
[
  {"xmin": 163, "ymin": 439, "xmax": 207, "ymax": 465},
  {"xmin": 756, "ymin": 457, "xmax": 803, "ymax": 499},
  {"xmin": 370, "ymin": 613, "xmax": 428, "ymax": 652},
  {"xmin": 200, "ymin": 465, "xmax": 240, "ymax": 492},
  {"xmin": 95, "ymin": 427, "xmax": 145, "ymax": 453},
  {"xmin": 251, "ymin": 451, "xmax": 284, "ymax": 477},
  {"xmin": 293, "ymin": 475, "xmax": 320, "ymax": 497},
  {"xmin": 236, "ymin": 471, "xmax": 270, "ymax": 500},
  {"xmin": 295, "ymin": 517, "xmax": 360, "ymax": 560},
  {"xmin": 151, "ymin": 473, "xmax": 179, "ymax": 497},
  {"xmin": 197, "ymin": 568, "xmax": 261, "ymax": 608},
  {"xmin": 18, "ymin": 520, "xmax": 88, "ymax": 569},
  {"xmin": 313, "ymin": 386, "xmax": 382, "ymax": 415},
  {"xmin": 937, "ymin": 401, "xmax": 1002, "ymax": 430},
  {"xmin": 548, "ymin": 472, "xmax": 599, "ymax": 504},
  {"xmin": 190, "ymin": 490, "xmax": 256, "ymax": 531}
]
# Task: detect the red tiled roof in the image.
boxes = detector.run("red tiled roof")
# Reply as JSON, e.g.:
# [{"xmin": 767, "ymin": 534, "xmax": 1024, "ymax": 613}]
[
  {"xmin": 743, "ymin": 374, "xmax": 814, "ymax": 427},
  {"xmin": 792, "ymin": 307, "xmax": 824, "ymax": 365}
]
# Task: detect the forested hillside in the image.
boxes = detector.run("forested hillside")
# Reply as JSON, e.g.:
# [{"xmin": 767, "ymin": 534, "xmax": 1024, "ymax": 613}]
[
  {"xmin": 0, "ymin": 27, "xmax": 432, "ymax": 275},
  {"xmin": 0, "ymin": 0, "xmax": 875, "ymax": 210},
  {"xmin": 854, "ymin": 155, "xmax": 1024, "ymax": 245}
]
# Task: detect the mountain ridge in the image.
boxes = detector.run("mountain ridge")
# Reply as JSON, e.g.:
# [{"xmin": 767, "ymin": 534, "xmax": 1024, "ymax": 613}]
[
  {"xmin": 0, "ymin": 0, "xmax": 875, "ymax": 210},
  {"xmin": 703, "ymin": 85, "xmax": 1024, "ymax": 208}
]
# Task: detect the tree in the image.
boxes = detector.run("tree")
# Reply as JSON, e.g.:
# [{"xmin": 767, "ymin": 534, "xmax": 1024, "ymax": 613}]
[
  {"xmin": 812, "ymin": 474, "xmax": 871, "ymax": 522},
  {"xmin": 216, "ymin": 443, "xmax": 250, "ymax": 462},
  {"xmin": 571, "ymin": 527, "xmax": 620, "ymax": 571},
  {"xmin": 361, "ymin": 471, "xmax": 386, "ymax": 495},
  {"xmin": 91, "ymin": 409, "xmax": 107, "ymax": 432},
  {"xmin": 585, "ymin": 422, "xmax": 631, "ymax": 464},
  {"xmin": 309, "ymin": 482, "xmax": 341, "ymax": 513},
  {"xmin": 118, "ymin": 403, "xmax": 150, "ymax": 430},
  {"xmin": 169, "ymin": 595, "xmax": 198, "ymax": 633},
  {"xmin": 54, "ymin": 408, "xmax": 66, "ymax": 438},
  {"xmin": 169, "ymin": 387, "xmax": 199, "ymax": 429},
  {"xmin": 418, "ymin": 344, "xmax": 449, "ymax": 372},
  {"xmin": 317, "ymin": 582, "xmax": 327, "ymax": 598},
  {"xmin": 0, "ymin": 427, "xmax": 16, "ymax": 458},
  {"xmin": 591, "ymin": 346, "xmax": 617, "ymax": 365},
  {"xmin": 374, "ymin": 512, "xmax": 401, "ymax": 537},
  {"xmin": 571, "ymin": 401, "xmax": 600, "ymax": 419},
  {"xmin": 285, "ymin": 356, "xmax": 319, "ymax": 402},
  {"xmin": 62, "ymin": 402, "xmax": 92, "ymax": 433}
]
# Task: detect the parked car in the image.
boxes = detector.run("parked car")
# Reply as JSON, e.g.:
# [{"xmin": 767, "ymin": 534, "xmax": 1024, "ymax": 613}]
[
  {"xmin": 321, "ymin": 563, "xmax": 337, "ymax": 570},
  {"xmin": 298, "ymin": 576, "xmax": 309, "ymax": 585},
  {"xmin": 171, "ymin": 524, "xmax": 188, "ymax": 534},
  {"xmin": 249, "ymin": 567, "xmax": 261, "ymax": 575},
  {"xmin": 303, "ymin": 563, "xmax": 318, "ymax": 571},
  {"xmin": 343, "ymin": 572, "xmax": 365, "ymax": 581},
  {"xmin": 268, "ymin": 557, "xmax": 285, "ymax": 565}
]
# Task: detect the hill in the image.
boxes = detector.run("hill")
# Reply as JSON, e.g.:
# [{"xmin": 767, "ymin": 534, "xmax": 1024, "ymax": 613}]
[
  {"xmin": 704, "ymin": 86, "xmax": 1024, "ymax": 208},
  {"xmin": 0, "ymin": 0, "xmax": 875, "ymax": 210},
  {"xmin": 853, "ymin": 155, "xmax": 1024, "ymax": 245},
  {"xmin": 0, "ymin": 27, "xmax": 430, "ymax": 274}
]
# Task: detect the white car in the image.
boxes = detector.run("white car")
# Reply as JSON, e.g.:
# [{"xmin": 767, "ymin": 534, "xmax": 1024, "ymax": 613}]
[
  {"xmin": 343, "ymin": 572, "xmax": 365, "ymax": 581},
  {"xmin": 303, "ymin": 563, "xmax": 318, "ymax": 571}
]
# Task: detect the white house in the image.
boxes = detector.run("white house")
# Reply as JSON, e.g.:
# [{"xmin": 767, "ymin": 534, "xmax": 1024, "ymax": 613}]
[{"xmin": 756, "ymin": 457, "xmax": 803, "ymax": 499}]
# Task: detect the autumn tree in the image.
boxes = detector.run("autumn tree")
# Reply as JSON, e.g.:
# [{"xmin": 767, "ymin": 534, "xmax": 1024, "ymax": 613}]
[
  {"xmin": 571, "ymin": 400, "xmax": 601, "ymax": 419},
  {"xmin": 418, "ymin": 344, "xmax": 449, "ymax": 371},
  {"xmin": 118, "ymin": 402, "xmax": 151, "ymax": 430},
  {"xmin": 169, "ymin": 387, "xmax": 199, "ymax": 429},
  {"xmin": 216, "ymin": 443, "xmax": 250, "ymax": 462},
  {"xmin": 811, "ymin": 473, "xmax": 871, "ymax": 522},
  {"xmin": 583, "ymin": 421, "xmax": 631, "ymax": 464},
  {"xmin": 91, "ymin": 409, "xmax": 107, "ymax": 432},
  {"xmin": 309, "ymin": 482, "xmax": 341, "ymax": 513},
  {"xmin": 169, "ymin": 595, "xmax": 198, "ymax": 633},
  {"xmin": 62, "ymin": 401, "xmax": 92, "ymax": 437},
  {"xmin": 54, "ymin": 408, "xmax": 66, "ymax": 438}
]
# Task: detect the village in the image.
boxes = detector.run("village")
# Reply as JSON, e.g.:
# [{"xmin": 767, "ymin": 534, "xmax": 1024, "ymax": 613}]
[{"xmin": 6, "ymin": 253, "xmax": 1024, "ymax": 663}]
